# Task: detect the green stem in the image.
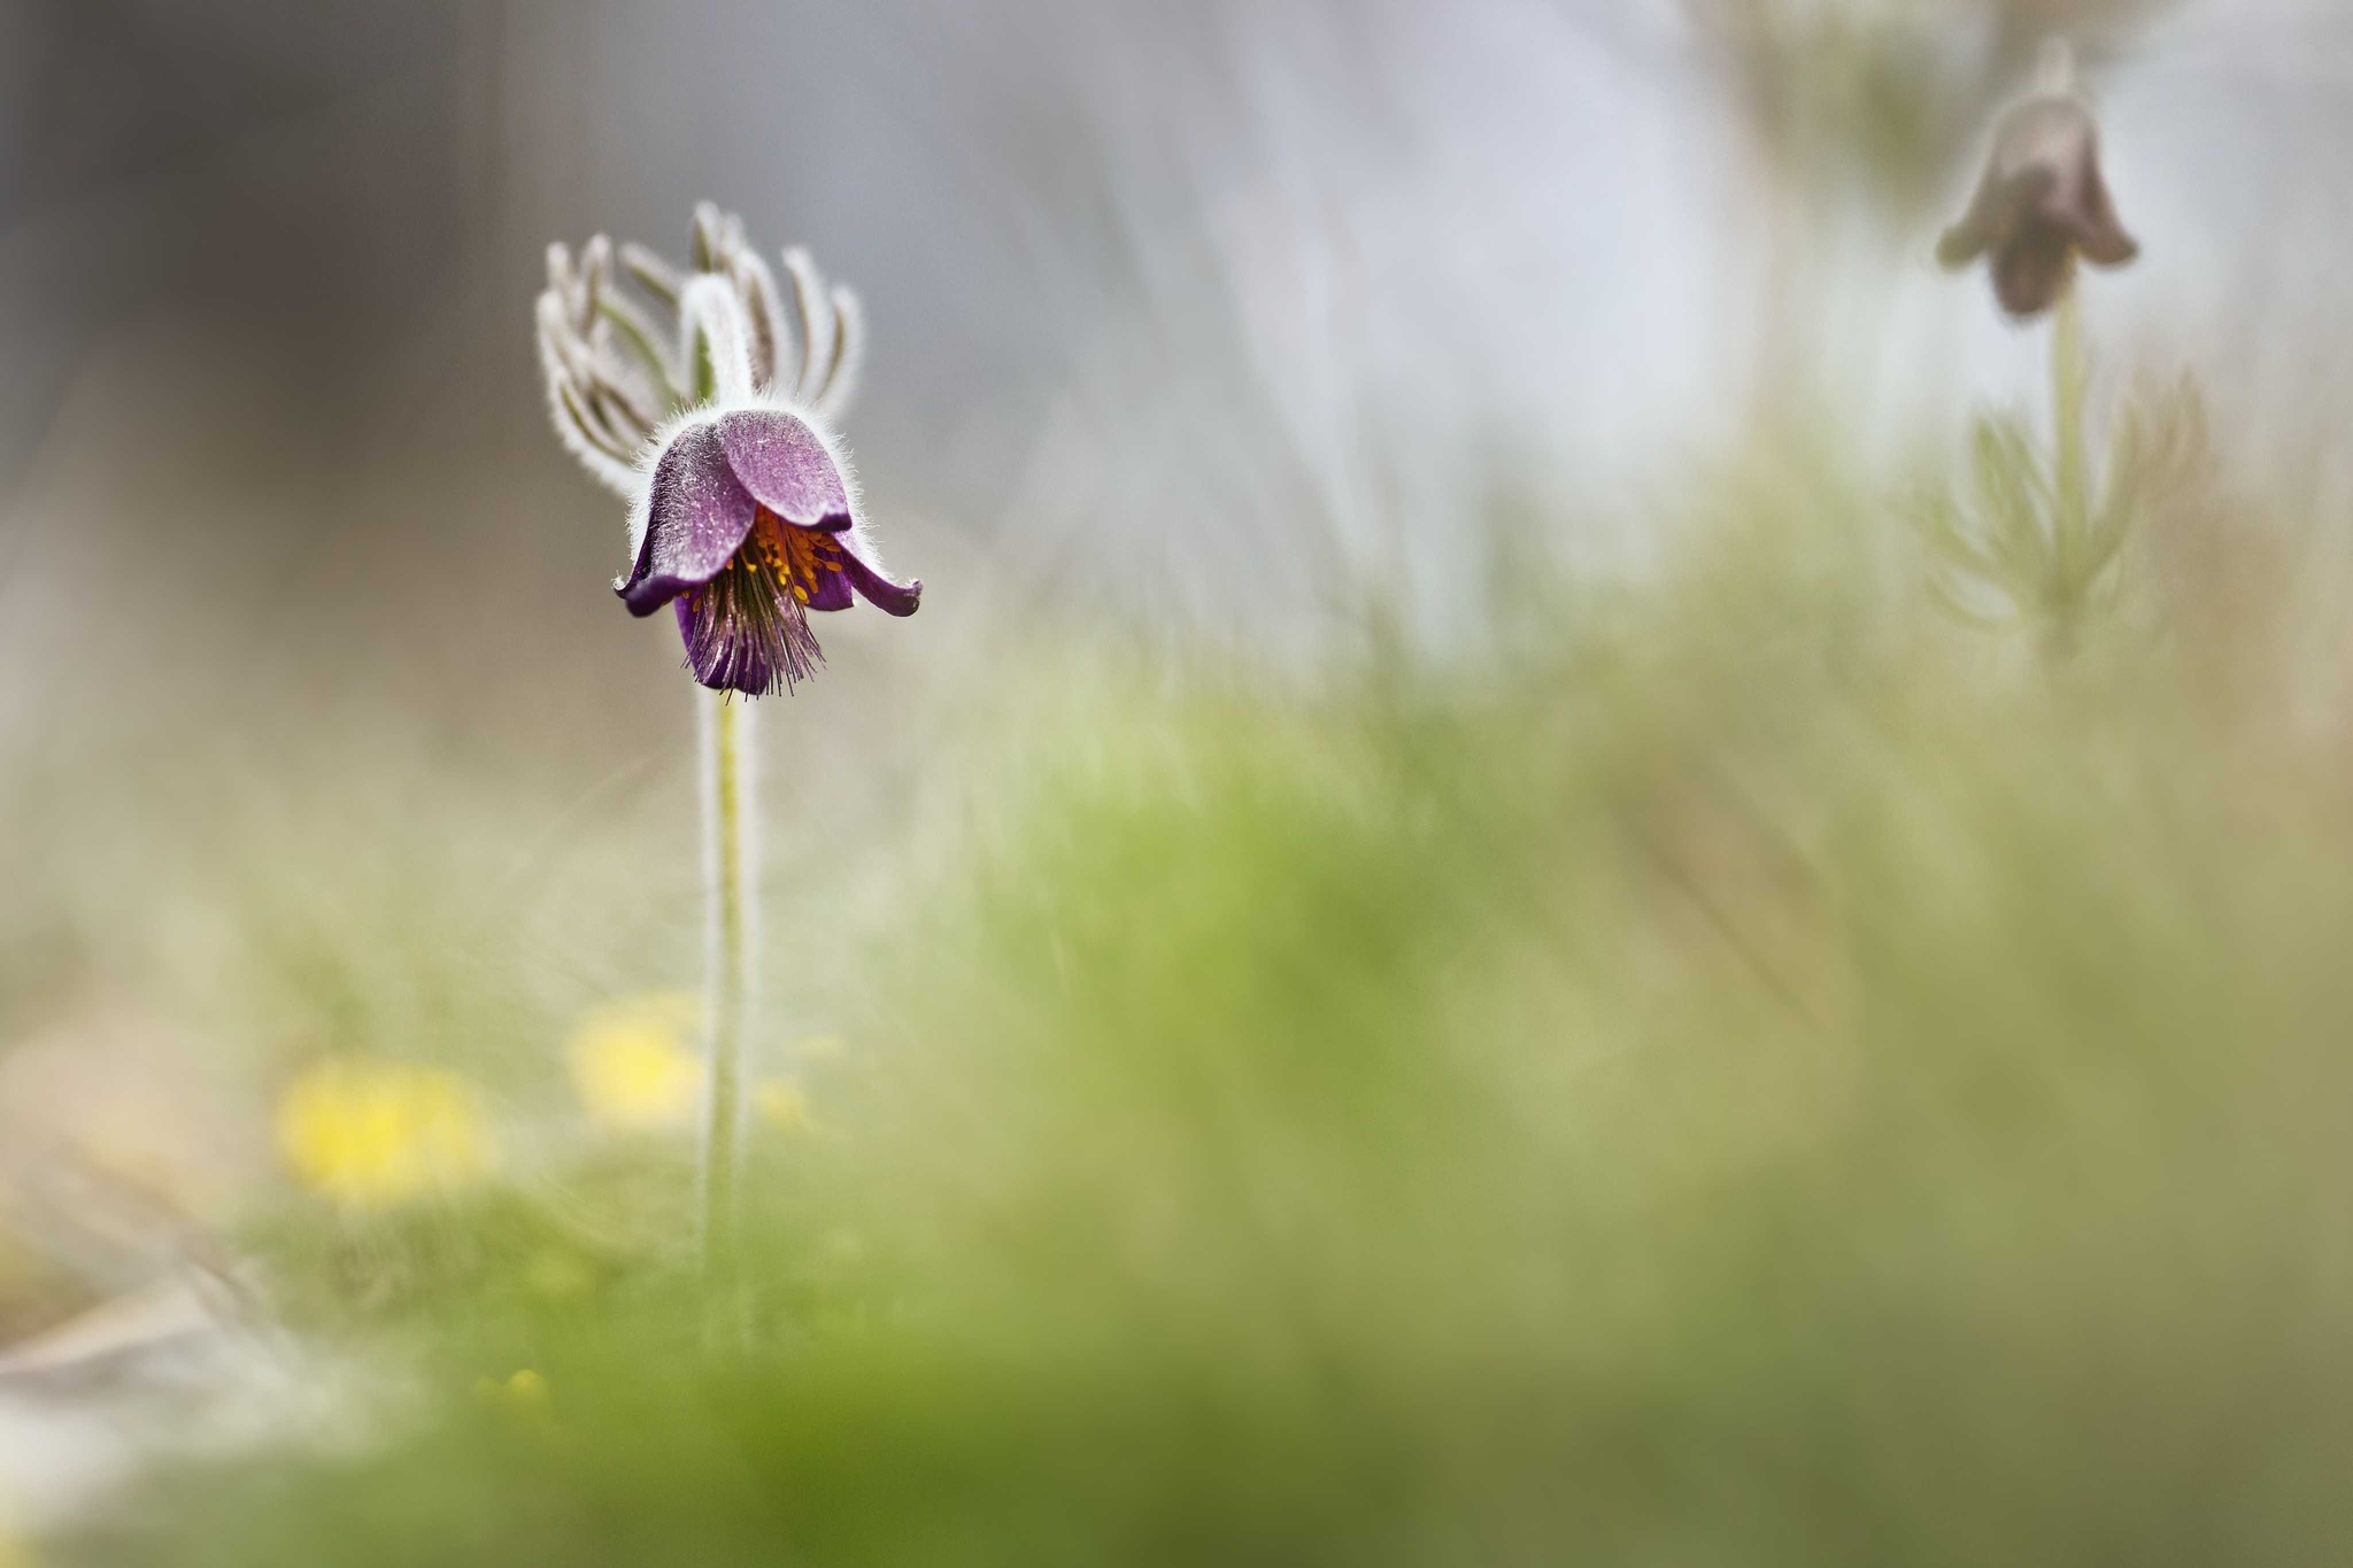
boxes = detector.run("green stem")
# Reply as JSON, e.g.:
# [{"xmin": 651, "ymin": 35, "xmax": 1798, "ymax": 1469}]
[
  {"xmin": 2049, "ymin": 287, "xmax": 2090, "ymax": 648},
  {"xmin": 700, "ymin": 690, "xmax": 754, "ymax": 1298}
]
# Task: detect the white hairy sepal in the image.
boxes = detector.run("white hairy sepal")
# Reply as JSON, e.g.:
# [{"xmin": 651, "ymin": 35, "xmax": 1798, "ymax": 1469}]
[
  {"xmin": 546, "ymin": 235, "xmax": 619, "ymax": 334},
  {"xmin": 539, "ymin": 299, "xmax": 651, "ymax": 450},
  {"xmin": 537, "ymin": 290, "xmax": 643, "ymax": 499},
  {"xmin": 778, "ymin": 247, "xmax": 837, "ymax": 406},
  {"xmin": 729, "ymin": 244, "xmax": 791, "ymax": 393},
  {"xmin": 546, "ymin": 242, "xmax": 580, "ymax": 316},
  {"xmin": 616, "ymin": 391, "xmax": 902, "ymax": 596},
  {"xmin": 595, "ymin": 285, "xmax": 684, "ymax": 403},
  {"xmin": 580, "ymin": 234, "xmax": 615, "ymax": 308},
  {"xmin": 680, "ymin": 275, "xmax": 758, "ymax": 405},
  {"xmin": 691, "ymin": 202, "xmax": 730, "ymax": 272},
  {"xmin": 813, "ymin": 284, "xmax": 865, "ymax": 423},
  {"xmin": 620, "ymin": 241, "xmax": 682, "ymax": 306}
]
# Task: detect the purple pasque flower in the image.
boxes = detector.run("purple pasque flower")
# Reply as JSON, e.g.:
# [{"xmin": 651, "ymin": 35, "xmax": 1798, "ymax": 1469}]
[
  {"xmin": 618, "ymin": 402, "xmax": 920, "ymax": 697},
  {"xmin": 1937, "ymin": 43, "xmax": 2137, "ymax": 319},
  {"xmin": 538, "ymin": 206, "xmax": 919, "ymax": 697}
]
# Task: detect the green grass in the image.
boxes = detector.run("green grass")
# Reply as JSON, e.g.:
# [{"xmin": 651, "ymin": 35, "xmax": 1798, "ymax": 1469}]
[{"xmin": 38, "ymin": 436, "xmax": 2353, "ymax": 1564}]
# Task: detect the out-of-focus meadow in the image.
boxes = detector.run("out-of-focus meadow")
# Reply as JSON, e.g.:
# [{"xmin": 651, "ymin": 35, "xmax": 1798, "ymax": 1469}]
[{"xmin": 7, "ymin": 0, "xmax": 2353, "ymax": 1561}]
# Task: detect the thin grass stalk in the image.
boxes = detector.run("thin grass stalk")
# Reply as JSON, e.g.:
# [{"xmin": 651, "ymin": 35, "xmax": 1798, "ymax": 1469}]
[
  {"xmin": 697, "ymin": 687, "xmax": 757, "ymax": 1302},
  {"xmin": 2047, "ymin": 287, "xmax": 2091, "ymax": 656}
]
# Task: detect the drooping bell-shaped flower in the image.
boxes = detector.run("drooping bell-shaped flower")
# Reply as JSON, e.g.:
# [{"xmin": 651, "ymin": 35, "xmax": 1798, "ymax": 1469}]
[
  {"xmin": 619, "ymin": 403, "xmax": 920, "ymax": 696},
  {"xmin": 1937, "ymin": 41, "xmax": 2138, "ymax": 319},
  {"xmin": 535, "ymin": 206, "xmax": 919, "ymax": 696}
]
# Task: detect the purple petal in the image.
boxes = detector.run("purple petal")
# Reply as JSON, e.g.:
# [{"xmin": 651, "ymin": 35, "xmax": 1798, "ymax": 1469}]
[
  {"xmin": 838, "ymin": 543, "xmax": 922, "ymax": 617},
  {"xmin": 1937, "ymin": 165, "xmax": 2051, "ymax": 271},
  {"xmin": 800, "ymin": 554, "xmax": 856, "ymax": 612},
  {"xmin": 766, "ymin": 522, "xmax": 915, "ymax": 616},
  {"xmin": 717, "ymin": 408, "xmax": 852, "ymax": 528},
  {"xmin": 1992, "ymin": 225, "xmax": 2076, "ymax": 319},
  {"xmin": 2059, "ymin": 156, "xmax": 2138, "ymax": 268},
  {"xmin": 619, "ymin": 423, "xmax": 761, "ymax": 617}
]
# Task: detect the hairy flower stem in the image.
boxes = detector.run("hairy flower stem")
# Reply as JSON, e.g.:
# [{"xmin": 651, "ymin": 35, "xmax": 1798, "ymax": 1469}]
[
  {"xmin": 698, "ymin": 688, "xmax": 756, "ymax": 1311},
  {"xmin": 2046, "ymin": 287, "xmax": 2091, "ymax": 659}
]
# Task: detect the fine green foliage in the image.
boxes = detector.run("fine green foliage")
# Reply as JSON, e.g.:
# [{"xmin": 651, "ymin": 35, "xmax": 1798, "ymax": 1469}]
[
  {"xmin": 1914, "ymin": 303, "xmax": 2210, "ymax": 655},
  {"xmin": 47, "ymin": 427, "xmax": 2353, "ymax": 1564}
]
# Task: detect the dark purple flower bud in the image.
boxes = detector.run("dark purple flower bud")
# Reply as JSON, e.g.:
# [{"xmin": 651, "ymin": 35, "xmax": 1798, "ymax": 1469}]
[
  {"xmin": 1938, "ymin": 72, "xmax": 2137, "ymax": 320},
  {"xmin": 616, "ymin": 408, "xmax": 920, "ymax": 697}
]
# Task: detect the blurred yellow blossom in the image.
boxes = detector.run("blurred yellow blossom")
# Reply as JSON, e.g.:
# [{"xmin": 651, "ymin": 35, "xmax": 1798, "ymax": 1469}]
[
  {"xmin": 275, "ymin": 1060, "xmax": 496, "ymax": 1208},
  {"xmin": 568, "ymin": 992, "xmax": 703, "ymax": 1130}
]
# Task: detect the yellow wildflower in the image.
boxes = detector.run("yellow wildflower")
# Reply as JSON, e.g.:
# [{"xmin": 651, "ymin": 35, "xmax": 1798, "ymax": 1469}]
[
  {"xmin": 276, "ymin": 1060, "xmax": 496, "ymax": 1208},
  {"xmin": 568, "ymin": 992, "xmax": 703, "ymax": 1130}
]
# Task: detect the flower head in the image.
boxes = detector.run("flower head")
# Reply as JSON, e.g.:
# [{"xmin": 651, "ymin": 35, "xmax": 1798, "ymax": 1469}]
[
  {"xmin": 621, "ymin": 399, "xmax": 919, "ymax": 696},
  {"xmin": 568, "ymin": 991, "xmax": 703, "ymax": 1131},
  {"xmin": 1937, "ymin": 41, "xmax": 2137, "ymax": 319},
  {"xmin": 535, "ymin": 205, "xmax": 919, "ymax": 696}
]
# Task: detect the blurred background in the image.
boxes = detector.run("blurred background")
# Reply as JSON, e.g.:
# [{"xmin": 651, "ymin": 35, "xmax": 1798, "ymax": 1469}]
[
  {"xmin": 7, "ymin": 0, "xmax": 2352, "ymax": 692},
  {"xmin": 7, "ymin": 0, "xmax": 2353, "ymax": 1559}
]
